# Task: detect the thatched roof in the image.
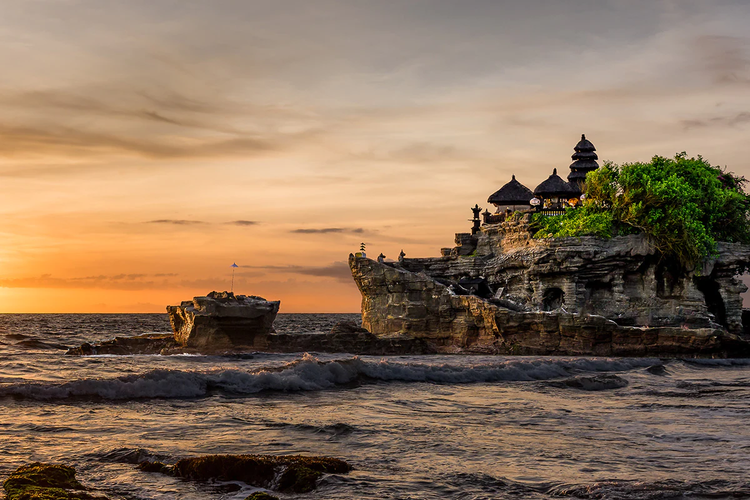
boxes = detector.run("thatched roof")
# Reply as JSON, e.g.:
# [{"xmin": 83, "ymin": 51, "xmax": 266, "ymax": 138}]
[
  {"xmin": 574, "ymin": 134, "xmax": 596, "ymax": 153},
  {"xmin": 535, "ymin": 168, "xmax": 576, "ymax": 197},
  {"xmin": 488, "ymin": 175, "xmax": 534, "ymax": 205},
  {"xmin": 572, "ymin": 150, "xmax": 598, "ymax": 161},
  {"xmin": 569, "ymin": 159, "xmax": 599, "ymax": 171}
]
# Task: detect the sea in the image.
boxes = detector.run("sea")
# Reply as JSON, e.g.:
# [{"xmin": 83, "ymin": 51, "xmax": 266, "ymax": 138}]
[{"xmin": 0, "ymin": 313, "xmax": 749, "ymax": 500}]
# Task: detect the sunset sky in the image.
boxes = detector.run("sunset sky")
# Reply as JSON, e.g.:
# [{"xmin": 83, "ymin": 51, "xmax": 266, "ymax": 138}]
[{"xmin": 1, "ymin": 0, "xmax": 750, "ymax": 312}]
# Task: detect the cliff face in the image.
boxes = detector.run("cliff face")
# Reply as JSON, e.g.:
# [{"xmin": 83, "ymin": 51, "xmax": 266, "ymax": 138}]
[{"xmin": 349, "ymin": 220, "xmax": 750, "ymax": 357}]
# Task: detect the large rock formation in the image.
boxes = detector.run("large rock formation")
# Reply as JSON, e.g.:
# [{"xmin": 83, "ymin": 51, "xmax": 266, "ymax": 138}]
[
  {"xmin": 350, "ymin": 217, "xmax": 750, "ymax": 357},
  {"xmin": 167, "ymin": 291, "xmax": 280, "ymax": 350}
]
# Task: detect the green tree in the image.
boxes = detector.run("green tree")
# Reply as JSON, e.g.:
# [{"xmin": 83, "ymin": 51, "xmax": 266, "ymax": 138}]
[{"xmin": 531, "ymin": 153, "xmax": 750, "ymax": 268}]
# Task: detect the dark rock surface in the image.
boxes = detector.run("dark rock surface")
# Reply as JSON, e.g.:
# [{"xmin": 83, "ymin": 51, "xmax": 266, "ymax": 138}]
[
  {"xmin": 3, "ymin": 463, "xmax": 109, "ymax": 500},
  {"xmin": 66, "ymin": 321, "xmax": 433, "ymax": 356},
  {"xmin": 139, "ymin": 454, "xmax": 351, "ymax": 494},
  {"xmin": 167, "ymin": 291, "xmax": 280, "ymax": 349},
  {"xmin": 65, "ymin": 334, "xmax": 179, "ymax": 355},
  {"xmin": 349, "ymin": 218, "xmax": 750, "ymax": 357}
]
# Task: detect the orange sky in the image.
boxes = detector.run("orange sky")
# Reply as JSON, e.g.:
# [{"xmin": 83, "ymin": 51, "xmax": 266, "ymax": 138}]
[{"xmin": 1, "ymin": 0, "xmax": 750, "ymax": 312}]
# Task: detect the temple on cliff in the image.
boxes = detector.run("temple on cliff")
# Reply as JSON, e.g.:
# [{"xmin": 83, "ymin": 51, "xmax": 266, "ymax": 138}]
[
  {"xmin": 349, "ymin": 133, "xmax": 750, "ymax": 356},
  {"xmin": 485, "ymin": 134, "xmax": 598, "ymax": 222}
]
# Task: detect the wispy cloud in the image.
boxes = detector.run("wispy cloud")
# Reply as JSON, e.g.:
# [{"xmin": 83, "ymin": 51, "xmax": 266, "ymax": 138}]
[
  {"xmin": 236, "ymin": 262, "xmax": 354, "ymax": 283},
  {"xmin": 290, "ymin": 227, "xmax": 365, "ymax": 234},
  {"xmin": 0, "ymin": 274, "xmax": 159, "ymax": 290},
  {"xmin": 146, "ymin": 219, "xmax": 206, "ymax": 225},
  {"xmin": 682, "ymin": 112, "xmax": 750, "ymax": 130},
  {"xmin": 226, "ymin": 220, "xmax": 259, "ymax": 226}
]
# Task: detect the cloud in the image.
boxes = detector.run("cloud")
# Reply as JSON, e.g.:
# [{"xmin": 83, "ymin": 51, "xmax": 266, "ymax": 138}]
[
  {"xmin": 690, "ymin": 35, "xmax": 750, "ymax": 85},
  {"xmin": 226, "ymin": 220, "xmax": 259, "ymax": 226},
  {"xmin": 290, "ymin": 227, "xmax": 365, "ymax": 234},
  {"xmin": 0, "ymin": 274, "xmax": 159, "ymax": 290},
  {"xmin": 146, "ymin": 219, "xmax": 206, "ymax": 225},
  {"xmin": 293, "ymin": 262, "xmax": 353, "ymax": 283},
  {"xmin": 236, "ymin": 262, "xmax": 354, "ymax": 283},
  {"xmin": 682, "ymin": 112, "xmax": 750, "ymax": 130}
]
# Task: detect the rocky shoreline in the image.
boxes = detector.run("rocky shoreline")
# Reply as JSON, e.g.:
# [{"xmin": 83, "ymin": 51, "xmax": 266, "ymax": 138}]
[{"xmin": 2, "ymin": 454, "xmax": 352, "ymax": 499}]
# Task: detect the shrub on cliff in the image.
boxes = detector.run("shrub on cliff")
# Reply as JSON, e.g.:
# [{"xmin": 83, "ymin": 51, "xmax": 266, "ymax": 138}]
[{"xmin": 531, "ymin": 153, "xmax": 750, "ymax": 267}]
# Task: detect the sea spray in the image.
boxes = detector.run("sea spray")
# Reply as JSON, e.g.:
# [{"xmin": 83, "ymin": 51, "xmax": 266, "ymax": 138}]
[{"xmin": 0, "ymin": 353, "xmax": 659, "ymax": 401}]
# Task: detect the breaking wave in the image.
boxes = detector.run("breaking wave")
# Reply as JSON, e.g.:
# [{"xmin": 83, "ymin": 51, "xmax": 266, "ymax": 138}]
[{"xmin": 0, "ymin": 354, "xmax": 660, "ymax": 401}]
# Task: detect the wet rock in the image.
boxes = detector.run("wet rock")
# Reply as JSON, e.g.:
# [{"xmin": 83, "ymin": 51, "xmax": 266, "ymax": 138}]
[
  {"xmin": 167, "ymin": 291, "xmax": 280, "ymax": 350},
  {"xmin": 3, "ymin": 462, "xmax": 109, "ymax": 500},
  {"xmin": 139, "ymin": 454, "xmax": 351, "ymax": 494},
  {"xmin": 329, "ymin": 320, "xmax": 369, "ymax": 335},
  {"xmin": 66, "ymin": 334, "xmax": 178, "ymax": 356}
]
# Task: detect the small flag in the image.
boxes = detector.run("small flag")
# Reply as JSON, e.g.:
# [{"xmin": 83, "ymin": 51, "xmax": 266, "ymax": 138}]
[{"xmin": 231, "ymin": 263, "xmax": 239, "ymax": 268}]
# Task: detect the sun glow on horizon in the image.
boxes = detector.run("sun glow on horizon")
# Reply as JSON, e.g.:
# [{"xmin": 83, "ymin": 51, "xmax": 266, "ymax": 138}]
[{"xmin": 1, "ymin": 1, "xmax": 750, "ymax": 312}]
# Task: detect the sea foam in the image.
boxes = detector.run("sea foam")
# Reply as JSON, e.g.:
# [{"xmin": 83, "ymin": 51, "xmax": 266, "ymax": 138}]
[{"xmin": 0, "ymin": 354, "xmax": 659, "ymax": 400}]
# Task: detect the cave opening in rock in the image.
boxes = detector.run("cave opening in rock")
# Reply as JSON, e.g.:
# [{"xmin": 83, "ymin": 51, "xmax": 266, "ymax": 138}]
[
  {"xmin": 542, "ymin": 287, "xmax": 564, "ymax": 311},
  {"xmin": 695, "ymin": 277, "xmax": 727, "ymax": 328}
]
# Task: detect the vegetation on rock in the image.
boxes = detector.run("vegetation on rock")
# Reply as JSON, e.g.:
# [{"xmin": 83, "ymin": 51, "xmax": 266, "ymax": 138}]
[
  {"xmin": 244, "ymin": 493, "xmax": 279, "ymax": 500},
  {"xmin": 531, "ymin": 153, "xmax": 750, "ymax": 267},
  {"xmin": 3, "ymin": 463, "xmax": 107, "ymax": 500},
  {"xmin": 139, "ymin": 454, "xmax": 351, "ymax": 494}
]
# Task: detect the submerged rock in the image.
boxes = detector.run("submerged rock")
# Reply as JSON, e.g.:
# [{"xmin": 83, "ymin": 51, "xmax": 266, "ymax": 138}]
[
  {"xmin": 65, "ymin": 334, "xmax": 179, "ymax": 356},
  {"xmin": 139, "ymin": 454, "xmax": 351, "ymax": 494},
  {"xmin": 167, "ymin": 291, "xmax": 280, "ymax": 350},
  {"xmin": 67, "ymin": 320, "xmax": 434, "ymax": 356},
  {"xmin": 3, "ymin": 462, "xmax": 108, "ymax": 500}
]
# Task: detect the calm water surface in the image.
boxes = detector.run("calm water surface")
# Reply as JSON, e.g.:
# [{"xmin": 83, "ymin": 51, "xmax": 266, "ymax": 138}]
[{"xmin": 0, "ymin": 313, "xmax": 748, "ymax": 499}]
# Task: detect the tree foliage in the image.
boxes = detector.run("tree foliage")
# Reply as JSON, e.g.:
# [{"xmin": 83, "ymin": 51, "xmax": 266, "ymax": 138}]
[{"xmin": 531, "ymin": 153, "xmax": 750, "ymax": 268}]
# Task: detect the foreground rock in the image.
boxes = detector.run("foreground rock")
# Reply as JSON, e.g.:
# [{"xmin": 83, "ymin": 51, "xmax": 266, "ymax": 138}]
[
  {"xmin": 3, "ymin": 463, "xmax": 108, "ymax": 500},
  {"xmin": 139, "ymin": 454, "xmax": 351, "ymax": 494},
  {"xmin": 349, "ymin": 218, "xmax": 750, "ymax": 358},
  {"xmin": 167, "ymin": 291, "xmax": 280, "ymax": 349}
]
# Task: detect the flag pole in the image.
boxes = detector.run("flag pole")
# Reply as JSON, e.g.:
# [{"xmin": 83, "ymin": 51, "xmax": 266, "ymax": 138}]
[{"xmin": 231, "ymin": 262, "xmax": 239, "ymax": 293}]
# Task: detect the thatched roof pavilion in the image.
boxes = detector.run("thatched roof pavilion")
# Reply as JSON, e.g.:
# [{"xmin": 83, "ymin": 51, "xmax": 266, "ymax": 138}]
[
  {"xmin": 534, "ymin": 168, "xmax": 576, "ymax": 198},
  {"xmin": 487, "ymin": 175, "xmax": 534, "ymax": 206}
]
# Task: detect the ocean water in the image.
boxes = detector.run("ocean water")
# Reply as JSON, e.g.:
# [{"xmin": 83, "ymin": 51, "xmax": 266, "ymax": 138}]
[{"xmin": 1, "ymin": 314, "xmax": 749, "ymax": 499}]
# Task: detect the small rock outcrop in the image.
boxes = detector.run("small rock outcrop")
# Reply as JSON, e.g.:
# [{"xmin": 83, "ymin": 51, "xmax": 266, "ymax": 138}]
[
  {"xmin": 350, "ymin": 218, "xmax": 750, "ymax": 357},
  {"xmin": 3, "ymin": 463, "xmax": 109, "ymax": 500},
  {"xmin": 167, "ymin": 291, "xmax": 280, "ymax": 350},
  {"xmin": 65, "ymin": 334, "xmax": 179, "ymax": 356},
  {"xmin": 138, "ymin": 454, "xmax": 351, "ymax": 494}
]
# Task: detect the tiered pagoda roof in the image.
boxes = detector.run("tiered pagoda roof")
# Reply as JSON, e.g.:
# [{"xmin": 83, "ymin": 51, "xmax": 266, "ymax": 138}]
[
  {"xmin": 568, "ymin": 133, "xmax": 599, "ymax": 184},
  {"xmin": 487, "ymin": 175, "xmax": 534, "ymax": 205}
]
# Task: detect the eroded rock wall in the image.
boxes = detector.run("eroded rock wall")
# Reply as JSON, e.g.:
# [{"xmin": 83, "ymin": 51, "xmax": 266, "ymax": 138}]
[
  {"xmin": 349, "ymin": 254, "xmax": 750, "ymax": 357},
  {"xmin": 349, "ymin": 221, "xmax": 750, "ymax": 357},
  {"xmin": 389, "ymin": 221, "xmax": 750, "ymax": 333}
]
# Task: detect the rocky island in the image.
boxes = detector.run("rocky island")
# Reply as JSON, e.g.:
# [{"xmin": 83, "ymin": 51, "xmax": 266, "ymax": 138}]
[
  {"xmin": 350, "ymin": 136, "xmax": 750, "ymax": 357},
  {"xmin": 167, "ymin": 291, "xmax": 280, "ymax": 350},
  {"xmin": 350, "ymin": 222, "xmax": 750, "ymax": 357}
]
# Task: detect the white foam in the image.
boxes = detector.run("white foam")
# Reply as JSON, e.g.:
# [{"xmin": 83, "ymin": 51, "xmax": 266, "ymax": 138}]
[{"xmin": 0, "ymin": 354, "xmax": 660, "ymax": 400}]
